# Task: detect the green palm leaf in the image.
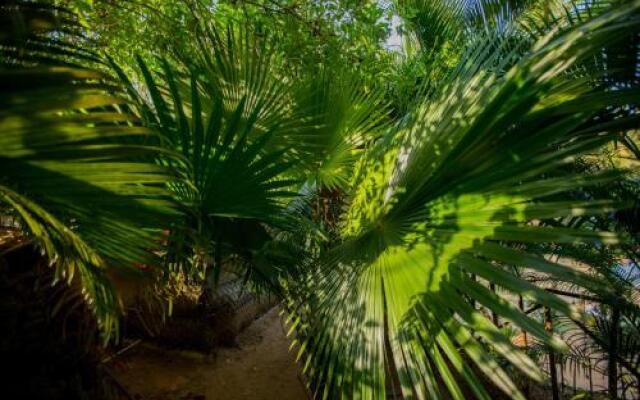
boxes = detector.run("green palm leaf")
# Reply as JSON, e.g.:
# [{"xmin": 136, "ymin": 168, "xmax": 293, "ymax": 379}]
[
  {"xmin": 292, "ymin": 69, "xmax": 391, "ymax": 191},
  {"xmin": 285, "ymin": 2, "xmax": 640, "ymax": 398},
  {"xmin": 110, "ymin": 25, "xmax": 310, "ymax": 282},
  {"xmin": 1, "ymin": 2, "xmax": 175, "ymax": 340}
]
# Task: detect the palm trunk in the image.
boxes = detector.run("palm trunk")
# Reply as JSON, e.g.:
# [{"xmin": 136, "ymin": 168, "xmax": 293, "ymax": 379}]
[
  {"xmin": 519, "ymin": 295, "xmax": 530, "ymax": 398},
  {"xmin": 545, "ymin": 307, "xmax": 560, "ymax": 400},
  {"xmin": 200, "ymin": 230, "xmax": 222, "ymax": 309},
  {"xmin": 470, "ymin": 273, "xmax": 477, "ymax": 309},
  {"xmin": 608, "ymin": 306, "xmax": 620, "ymax": 400},
  {"xmin": 559, "ymin": 353, "xmax": 565, "ymax": 395},
  {"xmin": 489, "ymin": 282, "xmax": 499, "ymax": 327},
  {"xmin": 572, "ymin": 361, "xmax": 577, "ymax": 396},
  {"xmin": 588, "ymin": 357, "xmax": 593, "ymax": 396}
]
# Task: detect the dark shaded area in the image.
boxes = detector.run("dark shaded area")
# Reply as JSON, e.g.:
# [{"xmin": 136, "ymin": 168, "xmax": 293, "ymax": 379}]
[
  {"xmin": 124, "ymin": 274, "xmax": 275, "ymax": 352},
  {"xmin": 0, "ymin": 244, "xmax": 120, "ymax": 400}
]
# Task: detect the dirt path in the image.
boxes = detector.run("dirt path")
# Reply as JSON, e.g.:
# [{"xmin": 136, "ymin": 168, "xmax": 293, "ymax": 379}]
[{"xmin": 113, "ymin": 307, "xmax": 308, "ymax": 400}]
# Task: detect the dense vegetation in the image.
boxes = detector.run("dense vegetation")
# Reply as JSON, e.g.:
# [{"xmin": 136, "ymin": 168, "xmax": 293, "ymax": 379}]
[{"xmin": 1, "ymin": 0, "xmax": 639, "ymax": 399}]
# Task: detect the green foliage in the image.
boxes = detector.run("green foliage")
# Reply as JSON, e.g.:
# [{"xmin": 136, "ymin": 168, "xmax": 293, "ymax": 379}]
[
  {"xmin": 115, "ymin": 33, "xmax": 301, "ymax": 279},
  {"xmin": 283, "ymin": 1, "xmax": 640, "ymax": 398},
  {"xmin": 2, "ymin": 0, "xmax": 640, "ymax": 398},
  {"xmin": 0, "ymin": 2, "xmax": 176, "ymax": 341}
]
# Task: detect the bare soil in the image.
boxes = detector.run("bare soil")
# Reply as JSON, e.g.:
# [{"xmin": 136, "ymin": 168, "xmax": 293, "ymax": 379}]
[{"xmin": 112, "ymin": 307, "xmax": 308, "ymax": 400}]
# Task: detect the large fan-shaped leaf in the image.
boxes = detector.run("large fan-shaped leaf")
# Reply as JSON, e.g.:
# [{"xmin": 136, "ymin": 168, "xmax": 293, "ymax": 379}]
[
  {"xmin": 1, "ymin": 2, "xmax": 176, "ymax": 340},
  {"xmin": 285, "ymin": 3, "xmax": 640, "ymax": 398}
]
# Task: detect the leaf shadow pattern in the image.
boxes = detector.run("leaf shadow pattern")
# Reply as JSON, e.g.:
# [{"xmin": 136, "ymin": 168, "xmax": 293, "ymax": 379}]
[
  {"xmin": 284, "ymin": 2, "xmax": 640, "ymax": 397},
  {"xmin": 1, "ymin": 10, "xmax": 177, "ymax": 339}
]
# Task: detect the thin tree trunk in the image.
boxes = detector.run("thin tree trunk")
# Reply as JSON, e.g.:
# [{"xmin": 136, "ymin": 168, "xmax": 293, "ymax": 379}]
[
  {"xmin": 519, "ymin": 295, "xmax": 530, "ymax": 398},
  {"xmin": 470, "ymin": 273, "xmax": 477, "ymax": 309},
  {"xmin": 199, "ymin": 230, "xmax": 222, "ymax": 309},
  {"xmin": 545, "ymin": 307, "xmax": 560, "ymax": 400},
  {"xmin": 489, "ymin": 282, "xmax": 499, "ymax": 327},
  {"xmin": 560, "ymin": 354, "xmax": 565, "ymax": 395},
  {"xmin": 588, "ymin": 357, "xmax": 593, "ymax": 396},
  {"xmin": 573, "ymin": 360, "xmax": 577, "ymax": 395},
  {"xmin": 609, "ymin": 306, "xmax": 620, "ymax": 400}
]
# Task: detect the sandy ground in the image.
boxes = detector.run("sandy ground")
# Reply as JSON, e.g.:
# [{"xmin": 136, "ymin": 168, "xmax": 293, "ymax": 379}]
[{"xmin": 113, "ymin": 307, "xmax": 308, "ymax": 400}]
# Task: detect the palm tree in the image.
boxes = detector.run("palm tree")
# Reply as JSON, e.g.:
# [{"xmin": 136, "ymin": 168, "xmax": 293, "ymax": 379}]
[
  {"xmin": 553, "ymin": 260, "xmax": 640, "ymax": 398},
  {"xmin": 1, "ymin": 2, "xmax": 176, "ymax": 341},
  {"xmin": 2, "ymin": 1, "xmax": 640, "ymax": 399},
  {"xmin": 282, "ymin": 1, "xmax": 640, "ymax": 398}
]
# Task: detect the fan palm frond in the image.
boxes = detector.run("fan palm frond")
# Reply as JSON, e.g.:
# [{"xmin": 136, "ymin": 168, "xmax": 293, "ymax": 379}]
[
  {"xmin": 284, "ymin": 3, "xmax": 640, "ymax": 398},
  {"xmin": 1, "ymin": 2, "xmax": 176, "ymax": 340}
]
